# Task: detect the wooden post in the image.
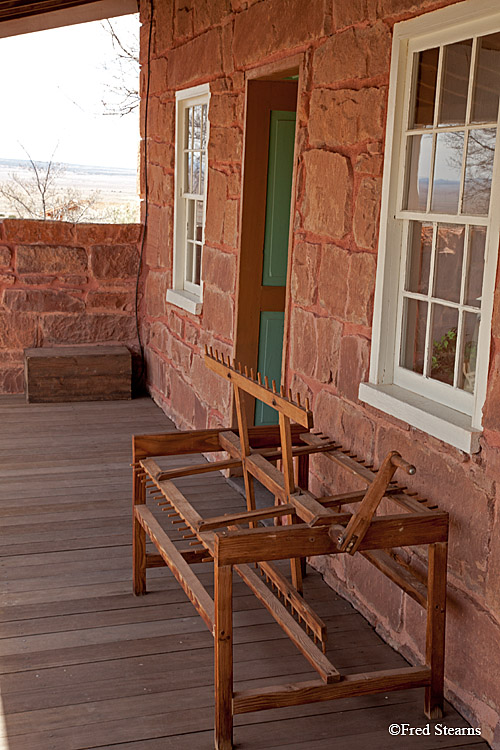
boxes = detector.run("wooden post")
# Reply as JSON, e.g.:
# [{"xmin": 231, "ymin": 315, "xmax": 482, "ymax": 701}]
[
  {"xmin": 424, "ymin": 541, "xmax": 448, "ymax": 719},
  {"xmin": 215, "ymin": 563, "xmax": 233, "ymax": 750},
  {"xmin": 133, "ymin": 464, "xmax": 147, "ymax": 595},
  {"xmin": 297, "ymin": 453, "xmax": 309, "ymax": 579}
]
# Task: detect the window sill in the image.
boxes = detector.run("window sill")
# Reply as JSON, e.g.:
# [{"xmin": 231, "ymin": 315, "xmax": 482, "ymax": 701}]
[
  {"xmin": 166, "ymin": 288, "xmax": 202, "ymax": 315},
  {"xmin": 358, "ymin": 382, "xmax": 481, "ymax": 454}
]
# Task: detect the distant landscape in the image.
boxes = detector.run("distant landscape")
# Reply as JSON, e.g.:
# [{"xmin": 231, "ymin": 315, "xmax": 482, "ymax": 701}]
[{"xmin": 0, "ymin": 157, "xmax": 139, "ymax": 223}]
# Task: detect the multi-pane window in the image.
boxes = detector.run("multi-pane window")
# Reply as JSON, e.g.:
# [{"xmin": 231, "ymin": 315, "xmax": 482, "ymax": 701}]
[
  {"xmin": 182, "ymin": 101, "xmax": 208, "ymax": 292},
  {"xmin": 361, "ymin": 6, "xmax": 500, "ymax": 451},
  {"xmin": 168, "ymin": 84, "xmax": 210, "ymax": 311},
  {"xmin": 395, "ymin": 31, "xmax": 500, "ymax": 415}
]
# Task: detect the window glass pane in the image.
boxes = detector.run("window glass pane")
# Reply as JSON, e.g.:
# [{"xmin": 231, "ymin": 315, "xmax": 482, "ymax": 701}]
[
  {"xmin": 193, "ymin": 105, "xmax": 202, "ymax": 149},
  {"xmin": 433, "ymin": 224, "xmax": 465, "ymax": 303},
  {"xmin": 438, "ymin": 39, "xmax": 473, "ymax": 126},
  {"xmin": 401, "ymin": 298, "xmax": 428, "ymax": 375},
  {"xmin": 195, "ymin": 200, "xmax": 204, "ymax": 242},
  {"xmin": 406, "ymin": 221, "xmax": 433, "ymax": 294},
  {"xmin": 430, "ymin": 131, "xmax": 464, "ymax": 213},
  {"xmin": 404, "ymin": 134, "xmax": 433, "ymax": 210},
  {"xmin": 202, "ymin": 104, "xmax": 208, "ymax": 148},
  {"xmin": 185, "ymin": 152, "xmax": 192, "ymax": 194},
  {"xmin": 186, "ymin": 107, "xmax": 193, "ymax": 149},
  {"xmin": 462, "ymin": 128, "xmax": 496, "ymax": 215},
  {"xmin": 458, "ymin": 311, "xmax": 480, "ymax": 393},
  {"xmin": 186, "ymin": 200, "xmax": 194, "ymax": 240},
  {"xmin": 412, "ymin": 47, "xmax": 439, "ymax": 128},
  {"xmin": 465, "ymin": 226, "xmax": 486, "ymax": 307},
  {"xmin": 472, "ymin": 32, "xmax": 500, "ymax": 124},
  {"xmin": 430, "ymin": 304, "xmax": 458, "ymax": 385},
  {"xmin": 200, "ymin": 151, "xmax": 206, "ymax": 193},
  {"xmin": 185, "ymin": 242, "xmax": 194, "ymax": 283},
  {"xmin": 192, "ymin": 152, "xmax": 200, "ymax": 195},
  {"xmin": 194, "ymin": 245, "xmax": 202, "ymax": 285}
]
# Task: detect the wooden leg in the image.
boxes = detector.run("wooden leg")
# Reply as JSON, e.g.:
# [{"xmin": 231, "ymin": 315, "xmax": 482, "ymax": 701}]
[
  {"xmin": 215, "ymin": 563, "xmax": 233, "ymax": 750},
  {"xmin": 133, "ymin": 470, "xmax": 147, "ymax": 595},
  {"xmin": 424, "ymin": 541, "xmax": 447, "ymax": 719}
]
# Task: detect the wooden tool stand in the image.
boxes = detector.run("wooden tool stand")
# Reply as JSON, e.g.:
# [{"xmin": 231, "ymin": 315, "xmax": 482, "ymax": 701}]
[{"xmin": 132, "ymin": 350, "xmax": 449, "ymax": 750}]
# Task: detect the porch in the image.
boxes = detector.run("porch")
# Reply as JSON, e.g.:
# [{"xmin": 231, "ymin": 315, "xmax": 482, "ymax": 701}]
[{"xmin": 0, "ymin": 394, "xmax": 486, "ymax": 749}]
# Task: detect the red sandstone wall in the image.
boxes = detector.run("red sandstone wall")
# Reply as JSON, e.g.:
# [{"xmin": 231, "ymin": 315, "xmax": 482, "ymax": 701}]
[
  {"xmin": 138, "ymin": 0, "xmax": 500, "ymax": 744},
  {"xmin": 0, "ymin": 219, "xmax": 141, "ymax": 393}
]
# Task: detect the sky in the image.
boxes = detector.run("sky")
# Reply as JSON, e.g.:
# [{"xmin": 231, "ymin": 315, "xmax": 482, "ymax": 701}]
[{"xmin": 0, "ymin": 14, "xmax": 140, "ymax": 169}]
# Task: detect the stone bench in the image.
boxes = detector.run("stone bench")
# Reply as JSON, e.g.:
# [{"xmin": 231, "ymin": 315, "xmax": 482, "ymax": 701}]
[{"xmin": 24, "ymin": 345, "xmax": 131, "ymax": 403}]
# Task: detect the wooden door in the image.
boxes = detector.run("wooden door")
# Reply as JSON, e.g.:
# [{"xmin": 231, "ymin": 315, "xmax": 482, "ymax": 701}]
[{"xmin": 235, "ymin": 79, "xmax": 298, "ymax": 426}]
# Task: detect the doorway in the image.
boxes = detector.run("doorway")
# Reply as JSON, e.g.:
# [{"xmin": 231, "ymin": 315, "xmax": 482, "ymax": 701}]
[{"xmin": 235, "ymin": 76, "xmax": 298, "ymax": 425}]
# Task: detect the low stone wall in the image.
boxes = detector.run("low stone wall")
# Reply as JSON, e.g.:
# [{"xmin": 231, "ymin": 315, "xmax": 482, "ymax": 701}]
[{"xmin": 0, "ymin": 219, "xmax": 142, "ymax": 394}]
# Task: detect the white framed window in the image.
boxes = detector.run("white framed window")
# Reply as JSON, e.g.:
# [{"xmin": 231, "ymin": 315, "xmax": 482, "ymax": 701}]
[
  {"xmin": 167, "ymin": 83, "xmax": 210, "ymax": 315},
  {"xmin": 359, "ymin": 0, "xmax": 500, "ymax": 453}
]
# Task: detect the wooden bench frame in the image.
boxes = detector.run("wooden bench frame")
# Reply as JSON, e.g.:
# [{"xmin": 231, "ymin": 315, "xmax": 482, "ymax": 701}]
[{"xmin": 132, "ymin": 351, "xmax": 449, "ymax": 750}]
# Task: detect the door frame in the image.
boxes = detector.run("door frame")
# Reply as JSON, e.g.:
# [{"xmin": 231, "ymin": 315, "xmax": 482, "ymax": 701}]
[{"xmin": 233, "ymin": 55, "xmax": 304, "ymax": 426}]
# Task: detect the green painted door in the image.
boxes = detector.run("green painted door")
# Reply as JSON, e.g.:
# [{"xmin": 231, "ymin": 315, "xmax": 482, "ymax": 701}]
[{"xmin": 255, "ymin": 109, "xmax": 296, "ymax": 425}]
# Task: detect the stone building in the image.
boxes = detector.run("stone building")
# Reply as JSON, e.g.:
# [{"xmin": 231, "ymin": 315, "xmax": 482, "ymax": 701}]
[
  {"xmin": 136, "ymin": 0, "xmax": 500, "ymax": 745},
  {"xmin": 1, "ymin": 0, "xmax": 500, "ymax": 745}
]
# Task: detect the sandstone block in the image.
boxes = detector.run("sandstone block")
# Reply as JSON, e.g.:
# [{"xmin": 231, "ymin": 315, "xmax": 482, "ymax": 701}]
[
  {"xmin": 173, "ymin": 0, "xmax": 194, "ymax": 40},
  {"xmin": 291, "ymin": 240, "xmax": 320, "ymax": 307},
  {"xmin": 309, "ymin": 88, "xmax": 386, "ymax": 147},
  {"xmin": 209, "ymin": 126, "xmax": 242, "ymax": 163},
  {"xmin": 194, "ymin": 0, "xmax": 230, "ymax": 34},
  {"xmin": 2, "ymin": 219, "xmax": 74, "ymax": 244},
  {"xmin": 87, "ymin": 292, "xmax": 133, "ymax": 312},
  {"xmin": 233, "ymin": 0, "xmax": 326, "ymax": 67},
  {"xmin": 16, "ymin": 245, "xmax": 87, "ymax": 274},
  {"xmin": 203, "ymin": 286, "xmax": 234, "ymax": 339},
  {"xmin": 303, "ymin": 150, "xmax": 351, "ymax": 239},
  {"xmin": 205, "ymin": 169, "xmax": 227, "ymax": 245},
  {"xmin": 145, "ymin": 271, "xmax": 168, "ymax": 317},
  {"xmin": 333, "ymin": 0, "xmax": 377, "ymax": 28},
  {"xmin": 91, "ymin": 245, "xmax": 139, "ymax": 280},
  {"xmin": 315, "ymin": 389, "xmax": 375, "ymax": 460},
  {"xmin": 149, "ymin": 56, "xmax": 168, "ymax": 96},
  {"xmin": 202, "ymin": 246, "xmax": 237, "ymax": 294},
  {"xmin": 0, "ymin": 246, "xmax": 11, "ymax": 266},
  {"xmin": 314, "ymin": 316, "xmax": 342, "ymax": 384},
  {"xmin": 170, "ymin": 367, "xmax": 198, "ymax": 426},
  {"xmin": 223, "ymin": 200, "xmax": 239, "ymax": 248},
  {"xmin": 41, "ymin": 313, "xmax": 136, "ymax": 345},
  {"xmin": 167, "ymin": 29, "xmax": 222, "ymax": 87},
  {"xmin": 0, "ymin": 312, "xmax": 38, "ymax": 349},
  {"xmin": 314, "ymin": 22, "xmax": 391, "ymax": 85},
  {"xmin": 318, "ymin": 244, "xmax": 349, "ymax": 317},
  {"xmin": 354, "ymin": 150, "xmax": 384, "ymax": 175},
  {"xmin": 74, "ymin": 223, "xmax": 141, "ymax": 245},
  {"xmin": 347, "ymin": 251, "xmax": 377, "ymax": 325},
  {"xmin": 170, "ymin": 336, "xmax": 193, "ymax": 371},
  {"xmin": 290, "ymin": 306, "xmax": 316, "ymax": 378},
  {"xmin": 148, "ymin": 320, "xmax": 172, "ymax": 353},
  {"xmin": 337, "ymin": 335, "xmax": 370, "ymax": 402},
  {"xmin": 0, "ymin": 272, "xmax": 15, "ymax": 286},
  {"xmin": 3, "ymin": 289, "xmax": 84, "ymax": 313},
  {"xmin": 353, "ymin": 177, "xmax": 382, "ymax": 249}
]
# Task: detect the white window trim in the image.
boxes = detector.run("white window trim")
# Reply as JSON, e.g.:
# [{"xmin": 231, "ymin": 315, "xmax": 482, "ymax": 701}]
[
  {"xmin": 167, "ymin": 83, "xmax": 210, "ymax": 316},
  {"xmin": 359, "ymin": 0, "xmax": 500, "ymax": 454}
]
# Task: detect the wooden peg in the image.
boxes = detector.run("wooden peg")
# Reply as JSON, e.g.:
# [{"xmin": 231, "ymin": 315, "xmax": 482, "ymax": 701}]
[
  {"xmin": 172, "ymin": 518, "xmax": 187, "ymax": 525},
  {"xmin": 305, "ymin": 397, "xmax": 310, "ymax": 411},
  {"xmin": 257, "ymin": 372, "xmax": 262, "ymax": 385},
  {"xmin": 167, "ymin": 512, "xmax": 180, "ymax": 518},
  {"xmin": 189, "ymin": 540, "xmax": 203, "ymax": 546},
  {"xmin": 183, "ymin": 533, "xmax": 196, "ymax": 539},
  {"xmin": 272, "ymin": 380, "xmax": 277, "ymax": 393},
  {"xmin": 210, "ymin": 346, "xmax": 214, "ymax": 358},
  {"xmin": 237, "ymin": 361, "xmax": 242, "ymax": 373},
  {"xmin": 280, "ymin": 384, "xmax": 285, "ymax": 397},
  {"xmin": 232, "ymin": 358, "xmax": 236, "ymax": 370},
  {"xmin": 296, "ymin": 392, "xmax": 301, "ymax": 407},
  {"xmin": 221, "ymin": 353, "xmax": 226, "ymax": 365},
  {"xmin": 244, "ymin": 365, "xmax": 249, "ymax": 377},
  {"xmin": 264, "ymin": 375, "xmax": 269, "ymax": 389},
  {"xmin": 204, "ymin": 344, "xmax": 209, "ymax": 355},
  {"xmin": 250, "ymin": 368, "xmax": 255, "ymax": 380}
]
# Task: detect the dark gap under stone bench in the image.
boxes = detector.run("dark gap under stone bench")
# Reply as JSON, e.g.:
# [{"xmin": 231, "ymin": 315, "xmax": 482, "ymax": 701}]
[{"xmin": 24, "ymin": 345, "xmax": 131, "ymax": 403}]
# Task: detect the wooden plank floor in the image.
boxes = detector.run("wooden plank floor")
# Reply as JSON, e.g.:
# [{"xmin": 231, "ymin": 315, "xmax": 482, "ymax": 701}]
[{"xmin": 0, "ymin": 395, "xmax": 487, "ymax": 750}]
